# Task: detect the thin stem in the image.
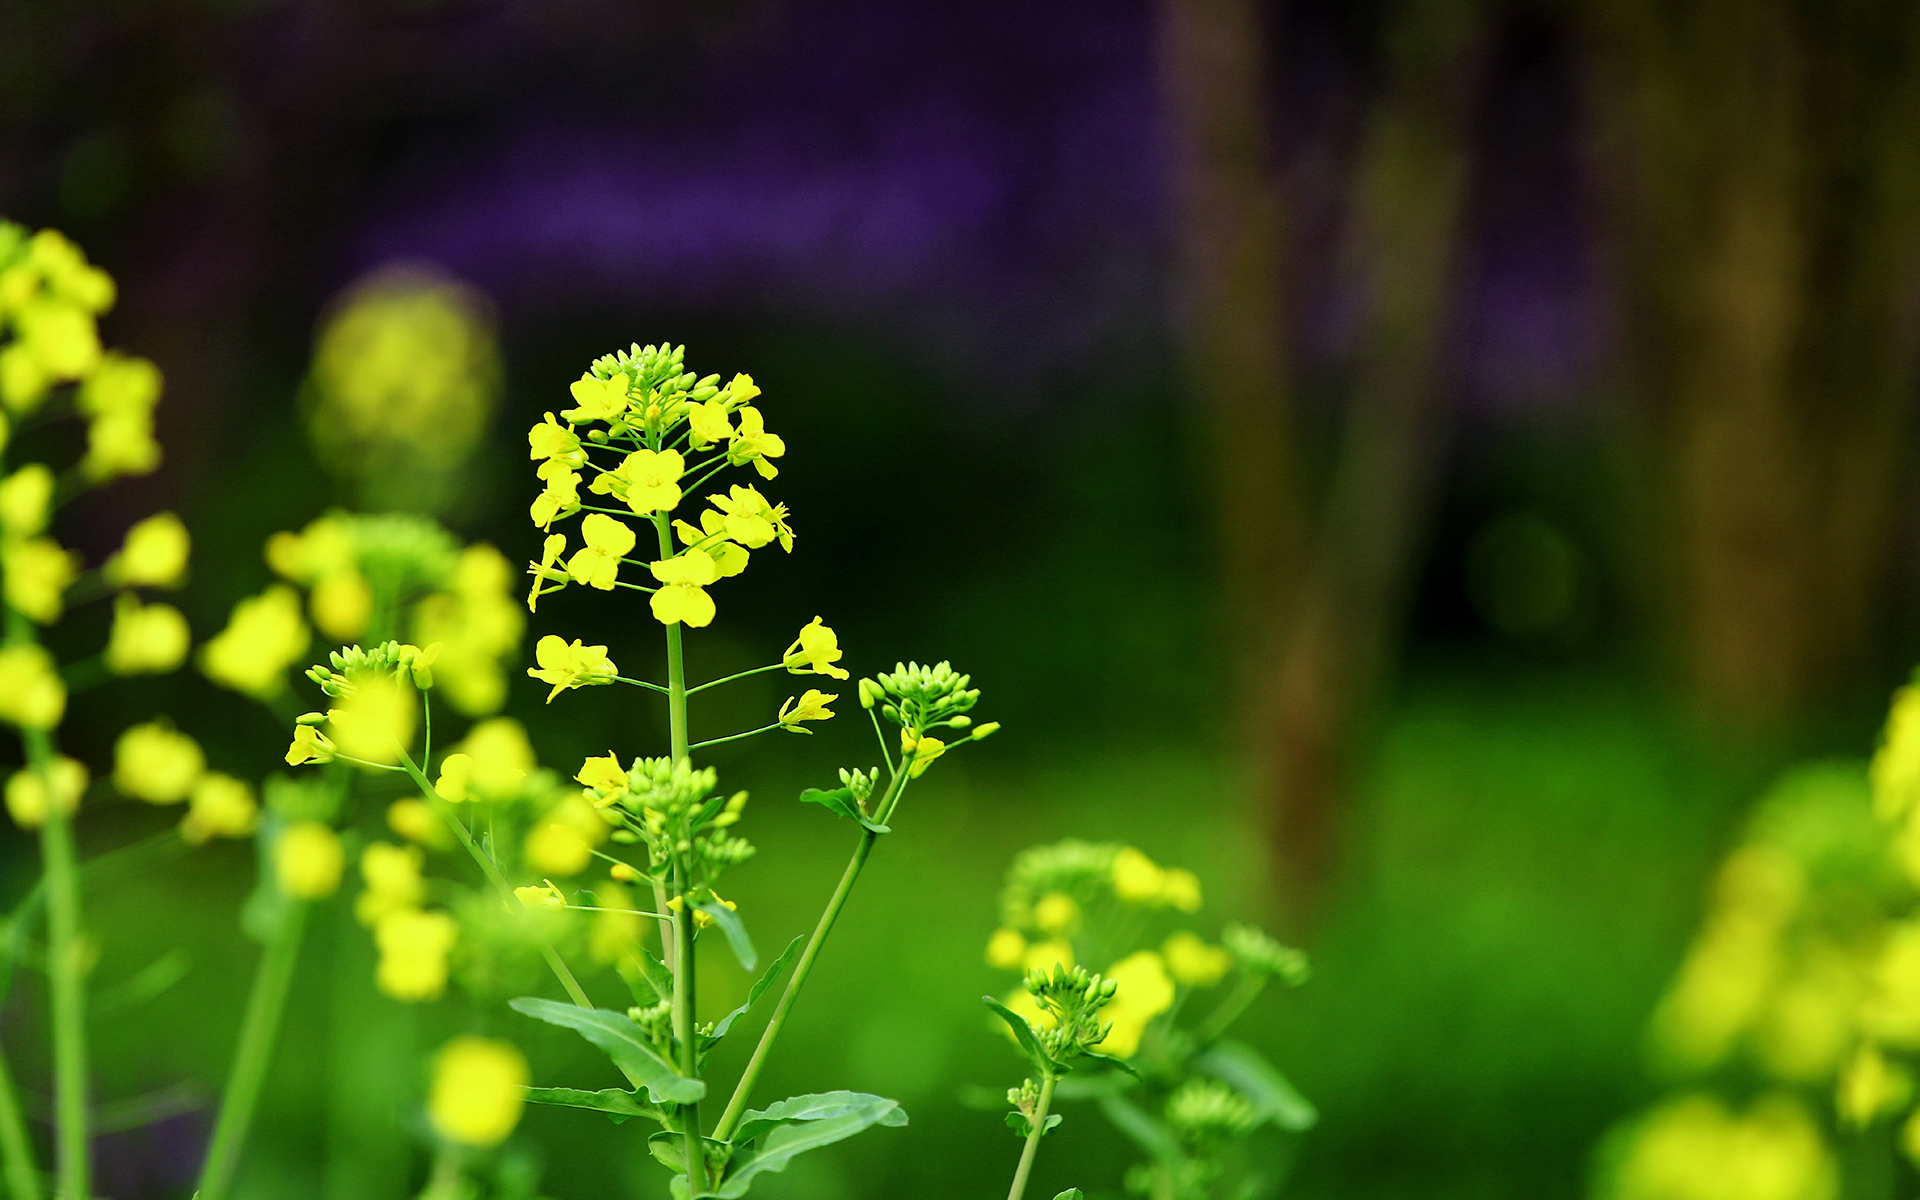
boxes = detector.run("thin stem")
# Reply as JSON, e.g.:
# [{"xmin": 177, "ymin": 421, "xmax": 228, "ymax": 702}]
[
  {"xmin": 0, "ymin": 1038, "xmax": 40, "ymax": 1200},
  {"xmin": 688, "ymin": 723, "xmax": 781, "ymax": 751},
  {"xmin": 564, "ymin": 905, "xmax": 673, "ymax": 922},
  {"xmin": 868, "ymin": 709, "xmax": 896, "ymax": 775},
  {"xmin": 331, "ymin": 754, "xmax": 404, "ymax": 773},
  {"xmin": 686, "ymin": 662, "xmax": 785, "ymax": 696},
  {"xmin": 28, "ymin": 726, "xmax": 89, "ymax": 1200},
  {"xmin": 614, "ymin": 675, "xmax": 670, "ymax": 695},
  {"xmin": 194, "ymin": 899, "xmax": 310, "ymax": 1200},
  {"xmin": 1190, "ymin": 974, "xmax": 1265, "ymax": 1046},
  {"xmin": 672, "ymin": 868, "xmax": 701, "ymax": 1193},
  {"xmin": 1004, "ymin": 1073, "xmax": 1057, "ymax": 1200},
  {"xmin": 710, "ymin": 772, "xmax": 910, "ymax": 1141}
]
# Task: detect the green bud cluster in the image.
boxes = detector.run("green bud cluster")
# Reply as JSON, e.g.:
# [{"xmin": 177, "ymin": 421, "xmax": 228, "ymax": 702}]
[
  {"xmin": 1164, "ymin": 1079, "xmax": 1259, "ymax": 1143},
  {"xmin": 867, "ymin": 661, "xmax": 979, "ymax": 731},
  {"xmin": 627, "ymin": 998, "xmax": 675, "ymax": 1058},
  {"xmin": 1024, "ymin": 963, "xmax": 1119, "ymax": 1063},
  {"xmin": 999, "ymin": 840, "xmax": 1120, "ymax": 928},
  {"xmin": 303, "ymin": 640, "xmax": 424, "ymax": 696},
  {"xmin": 838, "ymin": 766, "xmax": 880, "ymax": 805},
  {"xmin": 573, "ymin": 343, "xmax": 722, "ymax": 439},
  {"xmin": 610, "ymin": 757, "xmax": 755, "ymax": 889},
  {"xmin": 1006, "ymin": 1077, "xmax": 1041, "ymax": 1114},
  {"xmin": 1221, "ymin": 923, "xmax": 1309, "ymax": 984},
  {"xmin": 341, "ymin": 512, "xmax": 460, "ymax": 609}
]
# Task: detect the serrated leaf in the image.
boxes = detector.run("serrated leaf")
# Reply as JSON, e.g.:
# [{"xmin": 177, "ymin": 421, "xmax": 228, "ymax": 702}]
[
  {"xmin": 716, "ymin": 1094, "xmax": 907, "ymax": 1198},
  {"xmin": 695, "ymin": 896, "xmax": 757, "ymax": 972},
  {"xmin": 1098, "ymin": 1094, "xmax": 1183, "ymax": 1166},
  {"xmin": 705, "ymin": 935, "xmax": 805, "ymax": 1051},
  {"xmin": 510, "ymin": 997, "xmax": 705, "ymax": 1104},
  {"xmin": 524, "ymin": 1086, "xmax": 656, "ymax": 1124},
  {"xmin": 1195, "ymin": 1040, "xmax": 1317, "ymax": 1131},
  {"xmin": 983, "ymin": 995, "xmax": 1053, "ymax": 1076}
]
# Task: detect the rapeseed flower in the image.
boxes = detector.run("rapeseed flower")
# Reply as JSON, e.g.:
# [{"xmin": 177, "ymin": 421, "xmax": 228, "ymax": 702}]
[
  {"xmin": 387, "ymin": 799, "xmax": 448, "ymax": 847},
  {"xmin": 1162, "ymin": 932, "xmax": 1233, "ymax": 987},
  {"xmin": 528, "ymin": 412, "xmax": 584, "ymax": 467},
  {"xmin": 374, "ymin": 908, "xmax": 457, "ymax": 1001},
  {"xmin": 105, "ymin": 595, "xmax": 190, "ymax": 675},
  {"xmin": 528, "ymin": 634, "xmax": 617, "ymax": 702},
  {"xmin": 448, "ymin": 718, "xmax": 537, "ymax": 798},
  {"xmin": 686, "ymin": 399, "xmax": 732, "ymax": 448},
  {"xmin": 181, "ymin": 773, "xmax": 257, "ymax": 844},
  {"xmin": 529, "ymin": 461, "xmax": 581, "ymax": 530},
  {"xmin": 201, "ymin": 585, "xmax": 311, "ymax": 698},
  {"xmin": 515, "ymin": 881, "xmax": 566, "ymax": 909},
  {"xmin": 526, "ymin": 794, "xmax": 606, "ymax": 876},
  {"xmin": 726, "ymin": 407, "xmax": 785, "ymax": 479},
  {"xmin": 1111, "ymin": 848, "xmax": 1166, "ymax": 905},
  {"xmin": 779, "ymin": 689, "xmax": 836, "ymax": 729},
  {"xmin": 4, "ymin": 757, "xmax": 86, "ymax": 829},
  {"xmin": 783, "ymin": 617, "xmax": 849, "ymax": 679},
  {"xmin": 113, "ymin": 722, "xmax": 205, "ymax": 804},
  {"xmin": 309, "ymin": 570, "xmax": 373, "ymax": 640},
  {"xmin": 526, "ymin": 533, "xmax": 568, "ymax": 611},
  {"xmin": 104, "ymin": 512, "xmax": 189, "ymax": 587},
  {"xmin": 428, "ymin": 1036, "xmax": 528, "ymax": 1147},
  {"xmin": 986, "ymin": 928, "xmax": 1027, "ymax": 969},
  {"xmin": 0, "ymin": 642, "xmax": 64, "ymax": 728},
  {"xmin": 356, "ymin": 842, "xmax": 426, "ymax": 925},
  {"xmin": 648, "ymin": 550, "xmax": 719, "ymax": 627},
  {"xmin": 276, "ymin": 821, "xmax": 345, "ymax": 899},
  {"xmin": 328, "ymin": 674, "xmax": 417, "ymax": 767},
  {"xmin": 592, "ymin": 448, "xmax": 684, "ymax": 515},
  {"xmin": 589, "ymin": 881, "xmax": 644, "ymax": 964},
  {"xmin": 576, "ymin": 752, "xmax": 629, "ymax": 808},
  {"xmin": 708, "ymin": 484, "xmax": 782, "ymax": 548},
  {"xmin": 1098, "ymin": 950, "xmax": 1175, "ymax": 1058},
  {"xmin": 565, "ymin": 374, "xmax": 629, "ymax": 423},
  {"xmin": 0, "ymin": 464, "xmax": 52, "ymax": 538},
  {"xmin": 3, "ymin": 537, "xmax": 78, "ymax": 623},
  {"xmin": 565, "ymin": 513, "xmax": 635, "ymax": 591},
  {"xmin": 285, "ymin": 725, "xmax": 336, "ymax": 766}
]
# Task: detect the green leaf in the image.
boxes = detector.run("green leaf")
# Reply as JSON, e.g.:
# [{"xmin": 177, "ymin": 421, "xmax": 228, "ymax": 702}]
[
  {"xmin": 509, "ymin": 997, "xmax": 705, "ymax": 1104},
  {"xmin": 730, "ymin": 1090, "xmax": 905, "ymax": 1147},
  {"xmin": 523, "ymin": 1086, "xmax": 657, "ymax": 1125},
  {"xmin": 1195, "ymin": 1040, "xmax": 1317, "ymax": 1131},
  {"xmin": 1052, "ymin": 1073, "xmax": 1129, "ymax": 1101},
  {"xmin": 983, "ymin": 995, "xmax": 1053, "ymax": 1075},
  {"xmin": 694, "ymin": 895, "xmax": 757, "ymax": 972},
  {"xmin": 1098, "ymin": 1094, "xmax": 1183, "ymax": 1166},
  {"xmin": 716, "ymin": 1093, "xmax": 907, "ymax": 1198},
  {"xmin": 1080, "ymin": 1050, "xmax": 1141, "ymax": 1080},
  {"xmin": 798, "ymin": 787, "xmax": 888, "ymax": 834},
  {"xmin": 627, "ymin": 945, "xmax": 673, "ymax": 1004},
  {"xmin": 705, "ymin": 935, "xmax": 805, "ymax": 1050},
  {"xmin": 1006, "ymin": 1112, "xmax": 1063, "ymax": 1137},
  {"xmin": 1053, "ymin": 1191, "xmax": 1086, "ymax": 1200}
]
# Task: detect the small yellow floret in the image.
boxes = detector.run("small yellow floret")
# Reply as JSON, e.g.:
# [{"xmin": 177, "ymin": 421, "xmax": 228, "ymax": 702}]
[
  {"xmin": 4, "ymin": 757, "xmax": 87, "ymax": 829},
  {"xmin": 0, "ymin": 642, "xmax": 67, "ymax": 729},
  {"xmin": 375, "ymin": 907, "xmax": 458, "ymax": 1002},
  {"xmin": 276, "ymin": 820, "xmax": 345, "ymax": 899},
  {"xmin": 1162, "ymin": 932, "xmax": 1233, "ymax": 987},
  {"xmin": 113, "ymin": 722, "xmax": 205, "ymax": 804},
  {"xmin": 105, "ymin": 513, "xmax": 189, "ymax": 588},
  {"xmin": 106, "ymin": 595, "xmax": 190, "ymax": 675},
  {"xmin": 429, "ymin": 1036, "xmax": 528, "ymax": 1148},
  {"xmin": 181, "ymin": 773, "xmax": 257, "ymax": 844},
  {"xmin": 986, "ymin": 928, "xmax": 1028, "ymax": 969},
  {"xmin": 1111, "ymin": 847, "xmax": 1166, "ymax": 904}
]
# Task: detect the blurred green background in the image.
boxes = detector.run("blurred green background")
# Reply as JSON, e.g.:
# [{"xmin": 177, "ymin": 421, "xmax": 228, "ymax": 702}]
[{"xmin": 6, "ymin": 0, "xmax": 1920, "ymax": 1197}]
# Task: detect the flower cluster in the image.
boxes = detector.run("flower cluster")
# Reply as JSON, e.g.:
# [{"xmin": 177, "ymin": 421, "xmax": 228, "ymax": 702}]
[{"xmin": 860, "ymin": 660, "xmax": 999, "ymax": 775}]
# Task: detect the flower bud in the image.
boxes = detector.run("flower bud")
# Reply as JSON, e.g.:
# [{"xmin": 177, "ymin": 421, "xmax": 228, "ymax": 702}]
[
  {"xmin": 972, "ymin": 722, "xmax": 1001, "ymax": 741},
  {"xmin": 858, "ymin": 678, "xmax": 882, "ymax": 709}
]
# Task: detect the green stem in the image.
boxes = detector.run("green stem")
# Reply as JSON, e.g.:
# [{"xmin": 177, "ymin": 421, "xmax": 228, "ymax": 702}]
[
  {"xmin": 689, "ymin": 723, "xmax": 781, "ymax": 751},
  {"xmin": 0, "ymin": 1038, "xmax": 40, "ymax": 1200},
  {"xmin": 194, "ymin": 899, "xmax": 309, "ymax": 1200},
  {"xmin": 686, "ymin": 663, "xmax": 785, "ymax": 696},
  {"xmin": 27, "ymin": 727, "xmax": 88, "ymax": 1200},
  {"xmin": 711, "ymin": 770, "xmax": 910, "ymax": 1141},
  {"xmin": 1004, "ymin": 1073, "xmax": 1057, "ymax": 1200},
  {"xmin": 1190, "ymin": 974, "xmax": 1265, "ymax": 1046}
]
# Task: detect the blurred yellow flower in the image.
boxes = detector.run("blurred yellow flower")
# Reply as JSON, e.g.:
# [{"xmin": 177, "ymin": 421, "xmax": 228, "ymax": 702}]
[
  {"xmin": 414, "ymin": 544, "xmax": 522, "ymax": 716},
  {"xmin": 1023, "ymin": 938, "xmax": 1075, "ymax": 974},
  {"xmin": 4, "ymin": 757, "xmax": 86, "ymax": 829},
  {"xmin": 0, "ymin": 642, "xmax": 64, "ymax": 729},
  {"xmin": 1606, "ymin": 1093, "xmax": 1834, "ymax": 1200},
  {"xmin": 113, "ymin": 722, "xmax": 205, "ymax": 804},
  {"xmin": 566, "ymin": 513, "xmax": 636, "ymax": 591},
  {"xmin": 589, "ymin": 881, "xmax": 645, "ymax": 965},
  {"xmin": 106, "ymin": 595, "xmax": 190, "ymax": 675},
  {"xmin": 515, "ymin": 882, "xmax": 566, "ymax": 909},
  {"xmin": 77, "ymin": 353, "xmax": 159, "ymax": 419},
  {"xmin": 428, "ymin": 1036, "xmax": 528, "ymax": 1148},
  {"xmin": 387, "ymin": 798, "xmax": 448, "ymax": 847},
  {"xmin": 16, "ymin": 299, "xmax": 101, "ymax": 379},
  {"xmin": 1098, "ymin": 951, "xmax": 1176, "ymax": 1058},
  {"xmin": 356, "ymin": 842, "xmax": 426, "ymax": 926},
  {"xmin": 104, "ymin": 512, "xmax": 189, "ymax": 588},
  {"xmin": 276, "ymin": 821, "xmax": 344, "ymax": 899},
  {"xmin": 1837, "ymin": 1045, "xmax": 1909, "ymax": 1127},
  {"xmin": 452, "ymin": 718, "xmax": 536, "ymax": 798},
  {"xmin": 4, "ymin": 536, "xmax": 78, "ymax": 623},
  {"xmin": 1033, "ymin": 892, "xmax": 1079, "ymax": 935},
  {"xmin": 1162, "ymin": 932, "xmax": 1233, "ymax": 987},
  {"xmin": 528, "ymin": 635, "xmax": 617, "ymax": 702},
  {"xmin": 0, "ymin": 464, "xmax": 52, "ymax": 538},
  {"xmin": 309, "ymin": 570, "xmax": 373, "ymax": 640},
  {"xmin": 328, "ymin": 674, "xmax": 417, "ymax": 767},
  {"xmin": 526, "ymin": 795, "xmax": 606, "ymax": 877},
  {"xmin": 84, "ymin": 408, "xmax": 161, "ymax": 479},
  {"xmin": 181, "ymin": 773, "xmax": 257, "ymax": 844},
  {"xmin": 374, "ymin": 908, "xmax": 457, "ymax": 1002},
  {"xmin": 1874, "ymin": 687, "xmax": 1920, "ymax": 822},
  {"xmin": 200, "ymin": 585, "xmax": 311, "ymax": 698},
  {"xmin": 986, "ymin": 928, "xmax": 1027, "ymax": 969},
  {"xmin": 1160, "ymin": 868, "xmax": 1203, "ymax": 913},
  {"xmin": 1111, "ymin": 847, "xmax": 1165, "ymax": 904}
]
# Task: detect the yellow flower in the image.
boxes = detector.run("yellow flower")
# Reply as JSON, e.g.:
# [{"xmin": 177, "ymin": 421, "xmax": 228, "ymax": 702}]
[
  {"xmin": 527, "ymin": 412, "xmax": 584, "ymax": 466},
  {"xmin": 515, "ymin": 881, "xmax": 566, "ymax": 909},
  {"xmin": 666, "ymin": 892, "xmax": 737, "ymax": 930},
  {"xmin": 648, "ymin": 549, "xmax": 719, "ymax": 627},
  {"xmin": 181, "ymin": 773, "xmax": 257, "ymax": 844},
  {"xmin": 374, "ymin": 908, "xmax": 458, "ymax": 1001},
  {"xmin": 4, "ymin": 757, "xmax": 86, "ymax": 829},
  {"xmin": 778, "ymin": 689, "xmax": 837, "ymax": 729},
  {"xmin": 1024, "ymin": 939, "xmax": 1076, "ymax": 973},
  {"xmin": 591, "ymin": 447, "xmax": 684, "ymax": 515},
  {"xmin": 285, "ymin": 724, "xmax": 336, "ymax": 766},
  {"xmin": 1033, "ymin": 892, "xmax": 1080, "ymax": 935},
  {"xmin": 1098, "ymin": 951, "xmax": 1176, "ymax": 1058},
  {"xmin": 526, "ymin": 532, "xmax": 568, "ymax": 611},
  {"xmin": 986, "ymin": 928, "xmax": 1028, "ymax": 969},
  {"xmin": 309, "ymin": 570, "xmax": 373, "ymax": 640},
  {"xmin": 200, "ymin": 585, "xmax": 311, "ymax": 698},
  {"xmin": 0, "ymin": 345, "xmax": 46, "ymax": 414},
  {"xmin": 720, "ymin": 372, "xmax": 761, "ymax": 408},
  {"xmin": 328, "ymin": 674, "xmax": 418, "ymax": 767},
  {"xmin": 387, "ymin": 799, "xmax": 448, "ymax": 847},
  {"xmin": 4, "ymin": 537, "xmax": 79, "ymax": 623},
  {"xmin": 576, "ymin": 752, "xmax": 630, "ymax": 807},
  {"xmin": 105, "ymin": 595, "xmax": 190, "ymax": 675},
  {"xmin": 264, "ymin": 515, "xmax": 354, "ymax": 583},
  {"xmin": 356, "ymin": 841, "xmax": 426, "ymax": 925},
  {"xmin": 565, "ymin": 373, "xmax": 630, "ymax": 422},
  {"xmin": 113, "ymin": 722, "xmax": 205, "ymax": 804},
  {"xmin": 727, "ymin": 407, "xmax": 785, "ymax": 479},
  {"xmin": 783, "ymin": 616, "xmax": 849, "ymax": 680},
  {"xmin": 589, "ymin": 881, "xmax": 644, "ymax": 964},
  {"xmin": 1160, "ymin": 868, "xmax": 1203, "ymax": 913},
  {"xmin": 526, "ymin": 794, "xmax": 606, "ymax": 877},
  {"xmin": 565, "ymin": 512, "xmax": 636, "ymax": 591},
  {"xmin": 1839, "ymin": 1045, "xmax": 1910, "ymax": 1126},
  {"xmin": 1162, "ymin": 932, "xmax": 1233, "ymax": 987},
  {"xmin": 528, "ymin": 635, "xmax": 617, "ymax": 702},
  {"xmin": 276, "ymin": 821, "xmax": 345, "ymax": 899},
  {"xmin": 673, "ymin": 510, "xmax": 750, "ymax": 576},
  {"xmin": 0, "ymin": 464, "xmax": 52, "ymax": 538},
  {"xmin": 16, "ymin": 299, "xmax": 102, "ymax": 379},
  {"xmin": 0, "ymin": 642, "xmax": 65, "ymax": 728},
  {"xmin": 685, "ymin": 399, "xmax": 733, "ymax": 448},
  {"xmin": 529, "ymin": 460, "xmax": 580, "ymax": 529},
  {"xmin": 1876, "ymin": 686, "xmax": 1920, "ymax": 821},
  {"xmin": 908, "ymin": 735, "xmax": 947, "ymax": 778},
  {"xmin": 1111, "ymin": 847, "xmax": 1166, "ymax": 904},
  {"xmin": 428, "ymin": 1036, "xmax": 528, "ymax": 1148},
  {"xmin": 455, "ymin": 718, "xmax": 537, "ymax": 798},
  {"xmin": 707, "ymin": 484, "xmax": 782, "ymax": 548},
  {"xmin": 104, "ymin": 513, "xmax": 189, "ymax": 588},
  {"xmin": 77, "ymin": 353, "xmax": 159, "ymax": 418},
  {"xmin": 84, "ymin": 409, "xmax": 161, "ymax": 479}
]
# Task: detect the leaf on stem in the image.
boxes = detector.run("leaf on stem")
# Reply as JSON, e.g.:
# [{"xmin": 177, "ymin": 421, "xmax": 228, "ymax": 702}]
[
  {"xmin": 703, "ymin": 935, "xmax": 805, "ymax": 1051},
  {"xmin": 524, "ymin": 1086, "xmax": 658, "ymax": 1125},
  {"xmin": 694, "ymin": 895, "xmax": 757, "ymax": 972},
  {"xmin": 509, "ymin": 997, "xmax": 705, "ymax": 1104},
  {"xmin": 983, "ymin": 995, "xmax": 1054, "ymax": 1076},
  {"xmin": 1005, "ymin": 1111, "xmax": 1063, "ymax": 1137},
  {"xmin": 1194, "ymin": 1039, "xmax": 1318, "ymax": 1131},
  {"xmin": 797, "ymin": 787, "xmax": 888, "ymax": 834},
  {"xmin": 1053, "ymin": 1190, "xmax": 1086, "ymax": 1199},
  {"xmin": 717, "ymin": 1092, "xmax": 907, "ymax": 1198}
]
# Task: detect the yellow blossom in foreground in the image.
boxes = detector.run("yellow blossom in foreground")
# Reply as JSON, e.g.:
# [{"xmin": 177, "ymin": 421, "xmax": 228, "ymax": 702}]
[
  {"xmin": 448, "ymin": 718, "xmax": 536, "ymax": 798},
  {"xmin": 181, "ymin": 773, "xmax": 257, "ymax": 844},
  {"xmin": 356, "ymin": 842, "xmax": 426, "ymax": 925},
  {"xmin": 285, "ymin": 725, "xmax": 335, "ymax": 766},
  {"xmin": 0, "ymin": 642, "xmax": 66, "ymax": 729},
  {"xmin": 708, "ymin": 484, "xmax": 781, "ymax": 548},
  {"xmin": 1162, "ymin": 932, "xmax": 1233, "ymax": 987},
  {"xmin": 528, "ymin": 634, "xmax": 617, "ymax": 701},
  {"xmin": 526, "ymin": 532, "xmax": 568, "ymax": 611},
  {"xmin": 1098, "ymin": 950, "xmax": 1176, "ymax": 1058},
  {"xmin": 566, "ymin": 512, "xmax": 636, "ymax": 591},
  {"xmin": 727, "ymin": 406, "xmax": 785, "ymax": 478},
  {"xmin": 0, "ymin": 464, "xmax": 52, "ymax": 538},
  {"xmin": 986, "ymin": 928, "xmax": 1028, "ymax": 969},
  {"xmin": 783, "ymin": 616, "xmax": 849, "ymax": 680},
  {"xmin": 779, "ymin": 689, "xmax": 837, "ymax": 729},
  {"xmin": 907, "ymin": 735, "xmax": 946, "ymax": 778},
  {"xmin": 593, "ymin": 447, "xmax": 684, "ymax": 515},
  {"xmin": 328, "ymin": 674, "xmax": 417, "ymax": 767},
  {"xmin": 530, "ymin": 460, "xmax": 580, "ymax": 529},
  {"xmin": 566, "ymin": 374, "xmax": 629, "ymax": 422},
  {"xmin": 113, "ymin": 722, "xmax": 205, "ymax": 804},
  {"xmin": 104, "ymin": 512, "xmax": 189, "ymax": 588},
  {"xmin": 277, "ymin": 821, "xmax": 345, "ymax": 899},
  {"xmin": 1033, "ymin": 892, "xmax": 1080, "ymax": 935},
  {"xmin": 200, "ymin": 585, "xmax": 311, "ymax": 698},
  {"xmin": 4, "ymin": 537, "xmax": 79, "ymax": 623},
  {"xmin": 686, "ymin": 399, "xmax": 732, "ymax": 448},
  {"xmin": 106, "ymin": 595, "xmax": 190, "ymax": 675},
  {"xmin": 387, "ymin": 799, "xmax": 448, "ymax": 847},
  {"xmin": 1111, "ymin": 847, "xmax": 1166, "ymax": 904},
  {"xmin": 429, "ymin": 1036, "xmax": 528, "ymax": 1148},
  {"xmin": 375, "ymin": 908, "xmax": 458, "ymax": 1001},
  {"xmin": 5, "ymin": 757, "xmax": 87, "ymax": 829},
  {"xmin": 648, "ymin": 549, "xmax": 719, "ymax": 627},
  {"xmin": 515, "ymin": 882, "xmax": 566, "ymax": 909},
  {"xmin": 527, "ymin": 412, "xmax": 584, "ymax": 466},
  {"xmin": 309, "ymin": 570, "xmax": 373, "ymax": 640}
]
